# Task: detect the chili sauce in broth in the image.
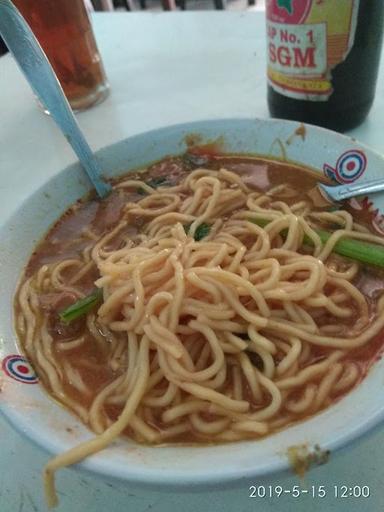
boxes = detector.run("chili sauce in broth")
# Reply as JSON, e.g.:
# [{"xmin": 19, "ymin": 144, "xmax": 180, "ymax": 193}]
[{"xmin": 16, "ymin": 154, "xmax": 384, "ymax": 442}]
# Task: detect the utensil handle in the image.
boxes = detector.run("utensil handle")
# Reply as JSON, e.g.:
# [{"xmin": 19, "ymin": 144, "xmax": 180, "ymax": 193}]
[
  {"xmin": 319, "ymin": 178, "xmax": 384, "ymax": 202},
  {"xmin": 0, "ymin": 0, "xmax": 111, "ymax": 198}
]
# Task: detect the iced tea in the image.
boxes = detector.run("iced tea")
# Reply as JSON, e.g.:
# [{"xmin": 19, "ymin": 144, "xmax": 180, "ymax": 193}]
[{"xmin": 13, "ymin": 0, "xmax": 109, "ymax": 111}]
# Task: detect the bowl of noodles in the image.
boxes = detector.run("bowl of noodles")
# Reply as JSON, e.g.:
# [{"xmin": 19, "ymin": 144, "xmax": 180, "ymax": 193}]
[{"xmin": 2, "ymin": 118, "xmax": 384, "ymax": 506}]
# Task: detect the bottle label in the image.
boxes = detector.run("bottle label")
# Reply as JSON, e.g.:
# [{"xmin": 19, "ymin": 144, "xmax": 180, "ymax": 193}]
[{"xmin": 266, "ymin": 0, "xmax": 360, "ymax": 101}]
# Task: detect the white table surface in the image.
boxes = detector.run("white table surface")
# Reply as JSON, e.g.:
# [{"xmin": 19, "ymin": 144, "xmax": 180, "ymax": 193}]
[{"xmin": 1, "ymin": 12, "xmax": 384, "ymax": 512}]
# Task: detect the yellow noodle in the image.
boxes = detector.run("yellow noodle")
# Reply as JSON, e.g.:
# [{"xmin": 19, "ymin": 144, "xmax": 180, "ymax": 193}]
[{"xmin": 13, "ymin": 166, "xmax": 384, "ymax": 508}]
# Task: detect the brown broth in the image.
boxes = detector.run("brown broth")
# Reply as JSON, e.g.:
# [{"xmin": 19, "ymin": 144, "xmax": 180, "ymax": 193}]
[{"xmin": 15, "ymin": 154, "xmax": 384, "ymax": 442}]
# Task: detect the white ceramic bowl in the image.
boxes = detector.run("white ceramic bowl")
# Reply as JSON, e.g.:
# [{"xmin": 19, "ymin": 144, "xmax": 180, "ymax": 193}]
[{"xmin": 1, "ymin": 118, "xmax": 384, "ymax": 489}]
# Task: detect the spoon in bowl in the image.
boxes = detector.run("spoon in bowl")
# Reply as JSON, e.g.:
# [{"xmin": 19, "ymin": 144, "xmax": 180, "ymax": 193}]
[
  {"xmin": 0, "ymin": 0, "xmax": 111, "ymax": 199},
  {"xmin": 309, "ymin": 178, "xmax": 384, "ymax": 208},
  {"xmin": 318, "ymin": 179, "xmax": 384, "ymax": 203}
]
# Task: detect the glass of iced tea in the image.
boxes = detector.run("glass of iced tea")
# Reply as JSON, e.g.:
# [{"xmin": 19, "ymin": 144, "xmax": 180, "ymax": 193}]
[{"xmin": 13, "ymin": 0, "xmax": 109, "ymax": 111}]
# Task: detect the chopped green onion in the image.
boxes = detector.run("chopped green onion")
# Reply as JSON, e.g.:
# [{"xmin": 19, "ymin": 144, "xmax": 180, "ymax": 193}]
[
  {"xmin": 184, "ymin": 222, "xmax": 211, "ymax": 241},
  {"xmin": 194, "ymin": 223, "xmax": 211, "ymax": 241},
  {"xmin": 250, "ymin": 218, "xmax": 384, "ymax": 268},
  {"xmin": 59, "ymin": 289, "xmax": 103, "ymax": 324}
]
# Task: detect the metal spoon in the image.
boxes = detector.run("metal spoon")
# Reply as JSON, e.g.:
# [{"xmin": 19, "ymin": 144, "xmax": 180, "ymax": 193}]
[
  {"xmin": 319, "ymin": 179, "xmax": 384, "ymax": 203},
  {"xmin": 0, "ymin": 0, "xmax": 111, "ymax": 198}
]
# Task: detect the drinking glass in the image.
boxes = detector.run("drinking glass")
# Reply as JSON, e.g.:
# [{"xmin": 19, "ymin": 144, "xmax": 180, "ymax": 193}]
[{"xmin": 13, "ymin": 0, "xmax": 110, "ymax": 111}]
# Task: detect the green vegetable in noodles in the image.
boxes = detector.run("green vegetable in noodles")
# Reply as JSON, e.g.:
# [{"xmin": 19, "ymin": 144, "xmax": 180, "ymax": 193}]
[
  {"xmin": 59, "ymin": 289, "xmax": 103, "ymax": 324},
  {"xmin": 194, "ymin": 223, "xmax": 211, "ymax": 241},
  {"xmin": 250, "ymin": 218, "xmax": 384, "ymax": 268},
  {"xmin": 184, "ymin": 222, "xmax": 211, "ymax": 241}
]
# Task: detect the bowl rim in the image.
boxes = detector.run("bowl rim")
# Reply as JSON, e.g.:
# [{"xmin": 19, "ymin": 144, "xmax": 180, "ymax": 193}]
[{"xmin": 2, "ymin": 117, "xmax": 384, "ymax": 488}]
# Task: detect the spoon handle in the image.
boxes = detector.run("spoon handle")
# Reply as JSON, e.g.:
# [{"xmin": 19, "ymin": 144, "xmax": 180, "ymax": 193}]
[
  {"xmin": 0, "ymin": 0, "xmax": 111, "ymax": 198},
  {"xmin": 319, "ymin": 178, "xmax": 384, "ymax": 202}
]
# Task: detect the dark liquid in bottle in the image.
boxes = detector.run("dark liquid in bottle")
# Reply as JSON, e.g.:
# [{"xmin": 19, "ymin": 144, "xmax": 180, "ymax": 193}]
[{"xmin": 268, "ymin": 0, "xmax": 384, "ymax": 132}]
